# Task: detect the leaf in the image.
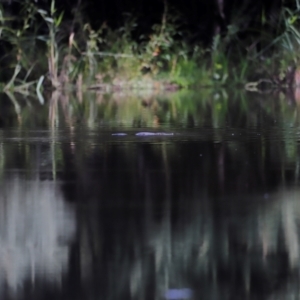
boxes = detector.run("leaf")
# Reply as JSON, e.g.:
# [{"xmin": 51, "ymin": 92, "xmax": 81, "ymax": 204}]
[
  {"xmin": 164, "ymin": 53, "xmax": 171, "ymax": 61},
  {"xmin": 288, "ymin": 15, "xmax": 297, "ymax": 25},
  {"xmin": 36, "ymin": 76, "xmax": 45, "ymax": 104},
  {"xmin": 37, "ymin": 35, "xmax": 49, "ymax": 42},
  {"xmin": 50, "ymin": 0, "xmax": 56, "ymax": 15},
  {"xmin": 55, "ymin": 11, "xmax": 64, "ymax": 27},
  {"xmin": 37, "ymin": 9, "xmax": 48, "ymax": 15},
  {"xmin": 45, "ymin": 17, "xmax": 54, "ymax": 24}
]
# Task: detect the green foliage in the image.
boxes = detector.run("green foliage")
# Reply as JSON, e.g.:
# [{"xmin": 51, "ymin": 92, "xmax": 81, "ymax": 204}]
[{"xmin": 2, "ymin": 0, "xmax": 300, "ymax": 92}]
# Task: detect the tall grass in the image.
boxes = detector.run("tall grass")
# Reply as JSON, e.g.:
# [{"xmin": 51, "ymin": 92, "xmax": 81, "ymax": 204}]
[{"xmin": 1, "ymin": 0, "xmax": 300, "ymax": 93}]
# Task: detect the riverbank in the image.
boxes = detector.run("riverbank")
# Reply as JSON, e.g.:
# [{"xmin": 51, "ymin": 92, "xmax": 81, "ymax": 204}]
[{"xmin": 1, "ymin": 0, "xmax": 300, "ymax": 94}]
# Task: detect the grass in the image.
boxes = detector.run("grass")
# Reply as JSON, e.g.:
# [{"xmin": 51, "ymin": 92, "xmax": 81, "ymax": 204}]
[{"xmin": 1, "ymin": 0, "xmax": 300, "ymax": 94}]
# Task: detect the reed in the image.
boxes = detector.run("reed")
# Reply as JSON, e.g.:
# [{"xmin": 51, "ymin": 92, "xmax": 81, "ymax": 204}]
[{"xmin": 1, "ymin": 0, "xmax": 300, "ymax": 93}]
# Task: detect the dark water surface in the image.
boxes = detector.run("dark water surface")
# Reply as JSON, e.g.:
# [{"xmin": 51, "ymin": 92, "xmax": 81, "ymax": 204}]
[{"xmin": 1, "ymin": 90, "xmax": 300, "ymax": 299}]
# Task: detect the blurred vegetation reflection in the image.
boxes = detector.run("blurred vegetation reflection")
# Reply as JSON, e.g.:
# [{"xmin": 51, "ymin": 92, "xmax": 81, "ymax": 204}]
[
  {"xmin": 0, "ymin": 177, "xmax": 75, "ymax": 298},
  {"xmin": 1, "ymin": 90, "xmax": 300, "ymax": 299}
]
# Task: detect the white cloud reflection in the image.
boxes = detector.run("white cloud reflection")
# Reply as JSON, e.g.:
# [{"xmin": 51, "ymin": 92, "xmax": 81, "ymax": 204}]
[{"xmin": 0, "ymin": 177, "xmax": 75, "ymax": 295}]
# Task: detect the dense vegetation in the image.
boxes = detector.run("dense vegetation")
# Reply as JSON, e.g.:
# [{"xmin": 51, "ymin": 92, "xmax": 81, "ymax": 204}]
[{"xmin": 1, "ymin": 0, "xmax": 300, "ymax": 92}]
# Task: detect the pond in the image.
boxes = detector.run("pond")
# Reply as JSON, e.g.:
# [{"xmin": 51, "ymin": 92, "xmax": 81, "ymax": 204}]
[{"xmin": 0, "ymin": 89, "xmax": 300, "ymax": 299}]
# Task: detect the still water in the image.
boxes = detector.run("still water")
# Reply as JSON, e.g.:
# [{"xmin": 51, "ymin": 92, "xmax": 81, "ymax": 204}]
[{"xmin": 0, "ymin": 90, "xmax": 300, "ymax": 299}]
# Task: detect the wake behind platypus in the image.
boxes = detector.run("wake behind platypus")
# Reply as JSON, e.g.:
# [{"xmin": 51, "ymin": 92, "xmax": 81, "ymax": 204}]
[{"xmin": 112, "ymin": 132, "xmax": 174, "ymax": 136}]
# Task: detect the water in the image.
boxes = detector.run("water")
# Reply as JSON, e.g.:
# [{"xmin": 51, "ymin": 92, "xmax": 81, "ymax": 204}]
[{"xmin": 1, "ymin": 90, "xmax": 300, "ymax": 299}]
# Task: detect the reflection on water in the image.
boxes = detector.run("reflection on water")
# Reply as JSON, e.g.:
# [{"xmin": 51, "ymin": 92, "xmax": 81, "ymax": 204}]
[
  {"xmin": 2, "ymin": 90, "xmax": 300, "ymax": 299},
  {"xmin": 103, "ymin": 188, "xmax": 300, "ymax": 300},
  {"xmin": 0, "ymin": 177, "xmax": 75, "ymax": 298},
  {"xmin": 247, "ymin": 189, "xmax": 300, "ymax": 268}
]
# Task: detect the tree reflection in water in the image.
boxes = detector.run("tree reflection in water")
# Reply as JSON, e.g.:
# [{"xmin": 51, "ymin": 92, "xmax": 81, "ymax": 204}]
[
  {"xmin": 77, "ymin": 185, "xmax": 300, "ymax": 299},
  {"xmin": 0, "ymin": 177, "xmax": 75, "ymax": 297},
  {"xmin": 2, "ymin": 89, "xmax": 300, "ymax": 299}
]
